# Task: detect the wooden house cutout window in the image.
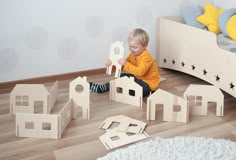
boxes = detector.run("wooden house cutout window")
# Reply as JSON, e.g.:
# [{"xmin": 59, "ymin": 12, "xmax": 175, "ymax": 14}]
[
  {"xmin": 25, "ymin": 121, "xmax": 34, "ymax": 129},
  {"xmin": 15, "ymin": 95, "xmax": 29, "ymax": 106},
  {"xmin": 116, "ymin": 87, "xmax": 123, "ymax": 94},
  {"xmin": 42, "ymin": 122, "xmax": 51, "ymax": 130},
  {"xmin": 188, "ymin": 95, "xmax": 202, "ymax": 107}
]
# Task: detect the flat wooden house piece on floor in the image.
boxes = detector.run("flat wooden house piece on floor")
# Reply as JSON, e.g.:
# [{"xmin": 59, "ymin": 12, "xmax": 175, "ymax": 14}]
[
  {"xmin": 109, "ymin": 76, "xmax": 143, "ymax": 108},
  {"xmin": 10, "ymin": 81, "xmax": 58, "ymax": 115},
  {"xmin": 99, "ymin": 115, "xmax": 147, "ymax": 134},
  {"xmin": 183, "ymin": 84, "xmax": 224, "ymax": 116},
  {"xmin": 106, "ymin": 41, "xmax": 124, "ymax": 78},
  {"xmin": 69, "ymin": 76, "xmax": 90, "ymax": 120},
  {"xmin": 147, "ymin": 89, "xmax": 189, "ymax": 123},
  {"xmin": 99, "ymin": 129, "xmax": 149, "ymax": 150}
]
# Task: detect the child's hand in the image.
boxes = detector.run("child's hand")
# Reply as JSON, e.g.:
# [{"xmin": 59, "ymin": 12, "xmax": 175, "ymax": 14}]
[
  {"xmin": 106, "ymin": 59, "xmax": 112, "ymax": 66},
  {"xmin": 118, "ymin": 58, "xmax": 126, "ymax": 66}
]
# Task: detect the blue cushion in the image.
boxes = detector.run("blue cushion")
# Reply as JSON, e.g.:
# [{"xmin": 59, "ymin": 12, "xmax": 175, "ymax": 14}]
[
  {"xmin": 219, "ymin": 8, "xmax": 236, "ymax": 36},
  {"xmin": 181, "ymin": 6, "xmax": 205, "ymax": 29}
]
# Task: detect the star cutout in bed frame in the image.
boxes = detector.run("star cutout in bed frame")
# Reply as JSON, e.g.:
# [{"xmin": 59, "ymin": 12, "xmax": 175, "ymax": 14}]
[
  {"xmin": 229, "ymin": 82, "xmax": 235, "ymax": 89},
  {"xmin": 215, "ymin": 75, "xmax": 220, "ymax": 82}
]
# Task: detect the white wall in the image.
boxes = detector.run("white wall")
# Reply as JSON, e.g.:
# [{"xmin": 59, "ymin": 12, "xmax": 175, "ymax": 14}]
[{"xmin": 0, "ymin": 0, "xmax": 212, "ymax": 82}]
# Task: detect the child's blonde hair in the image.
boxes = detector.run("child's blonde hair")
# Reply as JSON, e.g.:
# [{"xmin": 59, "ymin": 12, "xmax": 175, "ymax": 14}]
[{"xmin": 128, "ymin": 28, "xmax": 149, "ymax": 47}]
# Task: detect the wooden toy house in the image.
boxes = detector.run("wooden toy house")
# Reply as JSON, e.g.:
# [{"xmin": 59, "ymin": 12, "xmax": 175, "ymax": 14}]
[
  {"xmin": 109, "ymin": 76, "xmax": 143, "ymax": 108},
  {"xmin": 183, "ymin": 84, "xmax": 224, "ymax": 116},
  {"xmin": 69, "ymin": 76, "xmax": 90, "ymax": 119},
  {"xmin": 106, "ymin": 41, "xmax": 124, "ymax": 78},
  {"xmin": 10, "ymin": 81, "xmax": 58, "ymax": 115},
  {"xmin": 147, "ymin": 89, "xmax": 189, "ymax": 123}
]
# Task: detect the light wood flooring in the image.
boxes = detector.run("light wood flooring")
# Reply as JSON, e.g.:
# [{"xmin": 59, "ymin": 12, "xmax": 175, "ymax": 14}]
[{"xmin": 0, "ymin": 68, "xmax": 236, "ymax": 160}]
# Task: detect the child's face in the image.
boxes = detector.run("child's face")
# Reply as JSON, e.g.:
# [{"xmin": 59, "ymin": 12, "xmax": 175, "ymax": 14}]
[{"xmin": 128, "ymin": 40, "xmax": 146, "ymax": 56}]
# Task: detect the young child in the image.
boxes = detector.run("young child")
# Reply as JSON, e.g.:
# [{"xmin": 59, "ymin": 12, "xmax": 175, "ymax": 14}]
[{"xmin": 90, "ymin": 28, "xmax": 160, "ymax": 97}]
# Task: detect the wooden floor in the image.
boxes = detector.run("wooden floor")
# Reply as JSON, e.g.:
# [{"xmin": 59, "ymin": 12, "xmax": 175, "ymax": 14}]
[{"xmin": 0, "ymin": 68, "xmax": 236, "ymax": 160}]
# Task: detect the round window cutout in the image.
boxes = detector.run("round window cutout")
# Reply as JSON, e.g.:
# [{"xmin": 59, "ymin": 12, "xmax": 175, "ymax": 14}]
[
  {"xmin": 75, "ymin": 84, "xmax": 84, "ymax": 93},
  {"xmin": 114, "ymin": 47, "xmax": 120, "ymax": 55}
]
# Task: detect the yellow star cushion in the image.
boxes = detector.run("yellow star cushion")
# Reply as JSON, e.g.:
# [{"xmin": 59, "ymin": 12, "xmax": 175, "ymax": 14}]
[
  {"xmin": 196, "ymin": 3, "xmax": 224, "ymax": 34},
  {"xmin": 226, "ymin": 15, "xmax": 236, "ymax": 40}
]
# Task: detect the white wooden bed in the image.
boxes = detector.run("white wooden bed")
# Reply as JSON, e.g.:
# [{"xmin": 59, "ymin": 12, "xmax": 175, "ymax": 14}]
[{"xmin": 157, "ymin": 1, "xmax": 236, "ymax": 98}]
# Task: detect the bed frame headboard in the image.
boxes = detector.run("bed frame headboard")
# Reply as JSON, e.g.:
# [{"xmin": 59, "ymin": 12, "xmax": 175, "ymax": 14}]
[{"xmin": 214, "ymin": 0, "xmax": 236, "ymax": 9}]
